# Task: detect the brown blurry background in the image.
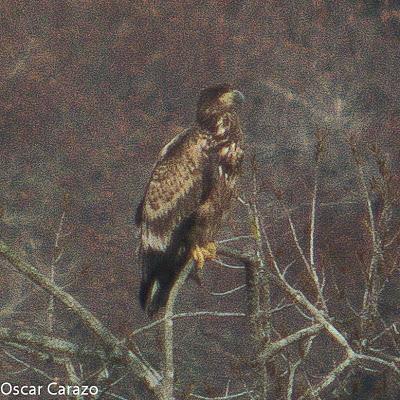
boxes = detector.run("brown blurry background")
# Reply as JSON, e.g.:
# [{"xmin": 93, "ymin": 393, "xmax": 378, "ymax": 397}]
[{"xmin": 0, "ymin": 1, "xmax": 399, "ymax": 399}]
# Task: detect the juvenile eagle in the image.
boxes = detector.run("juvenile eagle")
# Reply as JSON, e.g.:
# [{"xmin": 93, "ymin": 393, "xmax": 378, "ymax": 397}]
[{"xmin": 135, "ymin": 84, "xmax": 245, "ymax": 316}]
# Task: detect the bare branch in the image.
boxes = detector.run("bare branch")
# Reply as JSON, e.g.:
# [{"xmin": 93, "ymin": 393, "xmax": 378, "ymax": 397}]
[
  {"xmin": 385, "ymin": 228, "xmax": 400, "ymax": 248},
  {"xmin": 356, "ymin": 354, "xmax": 400, "ymax": 377},
  {"xmin": 190, "ymin": 390, "xmax": 252, "ymax": 399},
  {"xmin": 0, "ymin": 240, "xmax": 162, "ymax": 394},
  {"xmin": 64, "ymin": 360, "xmax": 84, "ymax": 400},
  {"xmin": 130, "ymin": 311, "xmax": 246, "ymax": 337},
  {"xmin": 282, "ymin": 260, "xmax": 296, "ymax": 278},
  {"xmin": 217, "ymin": 236, "xmax": 253, "ymax": 244},
  {"xmin": 218, "ymin": 247, "xmax": 353, "ymax": 354},
  {"xmin": 284, "ymin": 207, "xmax": 327, "ymax": 313},
  {"xmin": 213, "ymin": 258, "xmax": 245, "ymax": 270},
  {"xmin": 248, "ymin": 165, "xmax": 271, "ymax": 339},
  {"xmin": 162, "ymin": 260, "xmax": 195, "ymax": 399},
  {"xmin": 4, "ymin": 350, "xmax": 53, "ymax": 381},
  {"xmin": 94, "ymin": 370, "xmax": 133, "ymax": 400},
  {"xmin": 107, "ymin": 393, "xmax": 129, "ymax": 400},
  {"xmin": 309, "ymin": 181, "xmax": 318, "ymax": 268},
  {"xmin": 175, "ymin": 311, "xmax": 246, "ymax": 318},
  {"xmin": 287, "ymin": 359, "xmax": 302, "ymax": 400},
  {"xmin": 298, "ymin": 355, "xmax": 357, "ymax": 400},
  {"xmin": 48, "ymin": 210, "xmax": 66, "ymax": 334},
  {"xmin": 259, "ymin": 324, "xmax": 323, "ymax": 360},
  {"xmin": 225, "ymin": 380, "xmax": 231, "ymax": 396},
  {"xmin": 349, "ymin": 143, "xmax": 386, "ymax": 337},
  {"xmin": 242, "ymin": 162, "xmax": 274, "ymax": 399},
  {"xmin": 0, "ymin": 327, "xmax": 105, "ymax": 361},
  {"xmin": 211, "ymin": 285, "xmax": 246, "ymax": 297}
]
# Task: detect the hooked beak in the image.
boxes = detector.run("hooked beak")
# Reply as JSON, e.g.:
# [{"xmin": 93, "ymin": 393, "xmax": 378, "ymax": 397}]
[
  {"xmin": 232, "ymin": 90, "xmax": 245, "ymax": 104},
  {"xmin": 219, "ymin": 89, "xmax": 245, "ymax": 107}
]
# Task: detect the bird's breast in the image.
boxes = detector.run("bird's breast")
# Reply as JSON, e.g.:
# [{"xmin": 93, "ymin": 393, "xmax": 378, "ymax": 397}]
[{"xmin": 217, "ymin": 141, "xmax": 243, "ymax": 184}]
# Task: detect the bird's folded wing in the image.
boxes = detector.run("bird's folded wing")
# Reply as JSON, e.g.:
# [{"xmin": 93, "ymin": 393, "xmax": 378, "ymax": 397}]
[{"xmin": 140, "ymin": 131, "xmax": 210, "ymax": 250}]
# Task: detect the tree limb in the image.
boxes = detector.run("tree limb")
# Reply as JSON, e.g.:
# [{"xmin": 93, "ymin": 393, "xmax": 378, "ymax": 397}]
[
  {"xmin": 258, "ymin": 324, "xmax": 323, "ymax": 360},
  {"xmin": 162, "ymin": 259, "xmax": 195, "ymax": 400},
  {"xmin": 0, "ymin": 327, "xmax": 105, "ymax": 361},
  {"xmin": 0, "ymin": 240, "xmax": 162, "ymax": 395}
]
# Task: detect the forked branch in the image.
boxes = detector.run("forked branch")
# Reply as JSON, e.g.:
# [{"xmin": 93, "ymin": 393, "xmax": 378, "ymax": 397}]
[{"xmin": 0, "ymin": 240, "xmax": 162, "ymax": 396}]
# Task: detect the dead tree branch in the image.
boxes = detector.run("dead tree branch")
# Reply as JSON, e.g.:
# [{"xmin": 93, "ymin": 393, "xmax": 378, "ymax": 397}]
[
  {"xmin": 258, "ymin": 324, "xmax": 323, "ymax": 360},
  {"xmin": 0, "ymin": 327, "xmax": 106, "ymax": 361},
  {"xmin": 162, "ymin": 260, "xmax": 195, "ymax": 400},
  {"xmin": 0, "ymin": 240, "xmax": 162, "ymax": 396},
  {"xmin": 298, "ymin": 355, "xmax": 357, "ymax": 400},
  {"xmin": 48, "ymin": 210, "xmax": 66, "ymax": 334},
  {"xmin": 349, "ymin": 142, "xmax": 387, "ymax": 340}
]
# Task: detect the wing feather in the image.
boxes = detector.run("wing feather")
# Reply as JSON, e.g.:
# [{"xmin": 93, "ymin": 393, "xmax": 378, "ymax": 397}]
[{"xmin": 139, "ymin": 127, "xmax": 210, "ymax": 251}]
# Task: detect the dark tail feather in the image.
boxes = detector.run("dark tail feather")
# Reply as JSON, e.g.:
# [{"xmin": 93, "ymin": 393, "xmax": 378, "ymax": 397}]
[
  {"xmin": 139, "ymin": 274, "xmax": 172, "ymax": 317},
  {"xmin": 139, "ymin": 248, "xmax": 188, "ymax": 317}
]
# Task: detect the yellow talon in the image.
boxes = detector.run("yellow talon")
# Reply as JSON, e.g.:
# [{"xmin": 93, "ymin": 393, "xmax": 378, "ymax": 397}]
[
  {"xmin": 191, "ymin": 242, "xmax": 217, "ymax": 270},
  {"xmin": 203, "ymin": 242, "xmax": 217, "ymax": 259},
  {"xmin": 192, "ymin": 245, "xmax": 205, "ymax": 270}
]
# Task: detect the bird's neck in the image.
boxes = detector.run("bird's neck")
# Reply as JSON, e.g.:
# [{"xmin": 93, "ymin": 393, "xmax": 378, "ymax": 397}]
[
  {"xmin": 215, "ymin": 112, "xmax": 242, "ymax": 142},
  {"xmin": 201, "ymin": 112, "xmax": 242, "ymax": 152},
  {"xmin": 198, "ymin": 111, "xmax": 240, "ymax": 137}
]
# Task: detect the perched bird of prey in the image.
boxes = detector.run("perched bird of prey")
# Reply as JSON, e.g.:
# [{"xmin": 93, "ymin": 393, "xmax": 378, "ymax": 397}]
[{"xmin": 135, "ymin": 84, "xmax": 245, "ymax": 316}]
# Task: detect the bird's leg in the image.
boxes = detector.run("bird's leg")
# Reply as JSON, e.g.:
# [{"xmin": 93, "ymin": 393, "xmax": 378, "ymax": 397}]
[{"xmin": 191, "ymin": 242, "xmax": 217, "ymax": 270}]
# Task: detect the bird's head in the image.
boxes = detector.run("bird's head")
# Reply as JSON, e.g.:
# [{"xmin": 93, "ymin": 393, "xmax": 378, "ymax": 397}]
[{"xmin": 196, "ymin": 84, "xmax": 244, "ymax": 131}]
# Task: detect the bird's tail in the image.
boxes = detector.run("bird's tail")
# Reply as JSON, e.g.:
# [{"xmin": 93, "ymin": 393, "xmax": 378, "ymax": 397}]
[{"xmin": 139, "ymin": 247, "xmax": 188, "ymax": 317}]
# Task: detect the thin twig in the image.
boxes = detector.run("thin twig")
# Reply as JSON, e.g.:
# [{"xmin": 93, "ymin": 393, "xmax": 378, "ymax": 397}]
[
  {"xmin": 0, "ymin": 327, "xmax": 106, "ymax": 361},
  {"xmin": 48, "ymin": 210, "xmax": 66, "ymax": 334},
  {"xmin": 309, "ymin": 181, "xmax": 317, "ymax": 268},
  {"xmin": 351, "ymin": 145, "xmax": 385, "ymax": 337},
  {"xmin": 284, "ymin": 207, "xmax": 327, "ymax": 313},
  {"xmin": 190, "ymin": 390, "xmax": 252, "ymax": 399},
  {"xmin": 129, "ymin": 311, "xmax": 246, "ymax": 337},
  {"xmin": 298, "ymin": 355, "xmax": 356, "ymax": 400},
  {"xmin": 213, "ymin": 259, "xmax": 245, "ymax": 270},
  {"xmin": 218, "ymin": 247, "xmax": 353, "ymax": 354},
  {"xmin": 218, "ymin": 236, "xmax": 253, "ymax": 244},
  {"xmin": 211, "ymin": 285, "xmax": 246, "ymax": 296},
  {"xmin": 287, "ymin": 359, "xmax": 302, "ymax": 400},
  {"xmin": 4, "ymin": 350, "xmax": 53, "ymax": 381}
]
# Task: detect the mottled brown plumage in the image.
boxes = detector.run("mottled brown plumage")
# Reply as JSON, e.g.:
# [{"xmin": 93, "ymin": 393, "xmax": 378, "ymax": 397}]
[{"xmin": 136, "ymin": 84, "xmax": 245, "ymax": 316}]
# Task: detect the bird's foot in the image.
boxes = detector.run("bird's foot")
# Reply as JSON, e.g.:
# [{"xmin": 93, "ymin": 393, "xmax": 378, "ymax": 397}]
[
  {"xmin": 191, "ymin": 242, "xmax": 217, "ymax": 270},
  {"xmin": 203, "ymin": 242, "xmax": 217, "ymax": 260},
  {"xmin": 192, "ymin": 245, "xmax": 205, "ymax": 270}
]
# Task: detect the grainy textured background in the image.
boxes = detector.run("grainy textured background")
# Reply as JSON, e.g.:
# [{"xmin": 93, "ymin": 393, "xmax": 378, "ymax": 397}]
[{"xmin": 0, "ymin": 1, "xmax": 399, "ymax": 399}]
